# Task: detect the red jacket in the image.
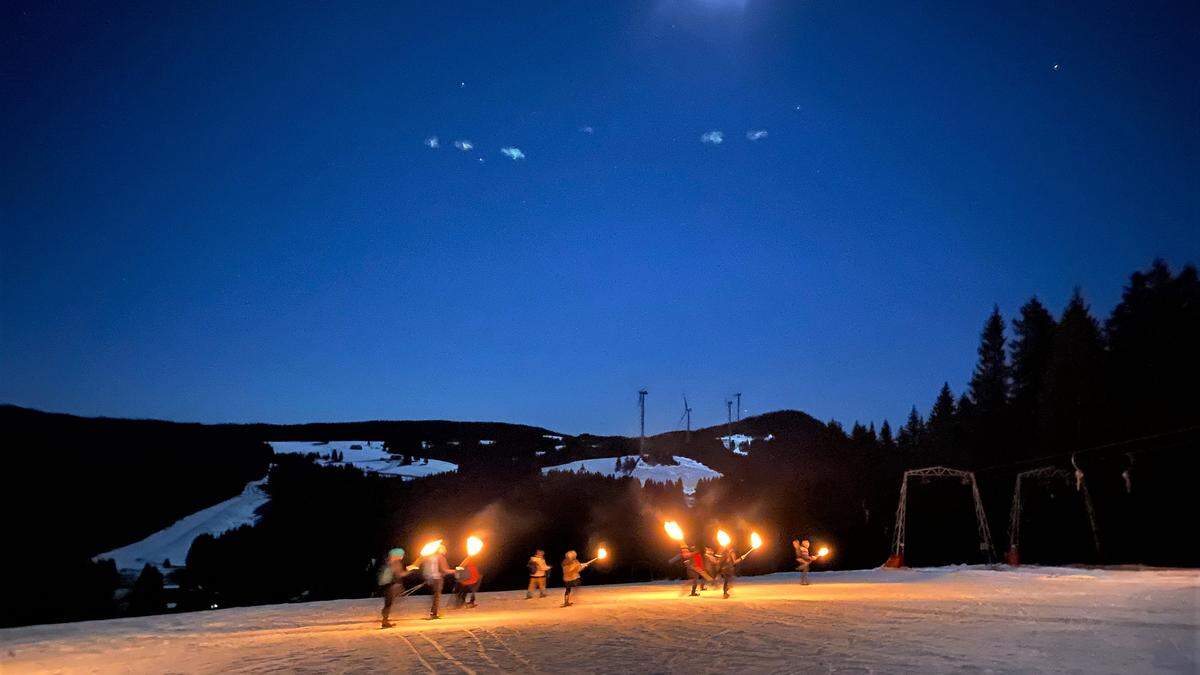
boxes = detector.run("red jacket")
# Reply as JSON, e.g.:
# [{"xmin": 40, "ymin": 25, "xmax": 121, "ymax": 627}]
[{"xmin": 459, "ymin": 559, "xmax": 481, "ymax": 586}]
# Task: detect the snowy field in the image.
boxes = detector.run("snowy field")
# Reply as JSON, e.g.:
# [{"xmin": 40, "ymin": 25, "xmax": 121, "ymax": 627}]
[
  {"xmin": 4, "ymin": 566, "xmax": 1195, "ymax": 673},
  {"xmin": 96, "ymin": 478, "xmax": 269, "ymax": 572},
  {"xmin": 542, "ymin": 455, "xmax": 722, "ymax": 494},
  {"xmin": 269, "ymin": 441, "xmax": 458, "ymax": 479}
]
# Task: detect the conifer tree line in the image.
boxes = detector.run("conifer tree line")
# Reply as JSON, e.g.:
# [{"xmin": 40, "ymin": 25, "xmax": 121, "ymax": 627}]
[{"xmin": 877, "ymin": 259, "xmax": 1199, "ymax": 472}]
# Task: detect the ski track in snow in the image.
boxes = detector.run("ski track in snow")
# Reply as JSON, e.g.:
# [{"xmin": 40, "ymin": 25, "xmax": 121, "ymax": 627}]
[{"xmin": 3, "ymin": 566, "xmax": 1197, "ymax": 673}]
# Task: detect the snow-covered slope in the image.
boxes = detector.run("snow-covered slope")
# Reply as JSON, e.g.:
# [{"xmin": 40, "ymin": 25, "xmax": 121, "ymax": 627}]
[
  {"xmin": 4, "ymin": 567, "xmax": 1195, "ymax": 673},
  {"xmin": 719, "ymin": 433, "xmax": 755, "ymax": 455},
  {"xmin": 96, "ymin": 478, "xmax": 269, "ymax": 572},
  {"xmin": 269, "ymin": 441, "xmax": 458, "ymax": 479},
  {"xmin": 542, "ymin": 455, "xmax": 721, "ymax": 494}
]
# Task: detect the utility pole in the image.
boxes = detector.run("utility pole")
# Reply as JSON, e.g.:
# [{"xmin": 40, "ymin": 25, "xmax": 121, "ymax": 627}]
[
  {"xmin": 638, "ymin": 389, "xmax": 648, "ymax": 457},
  {"xmin": 734, "ymin": 392, "xmax": 742, "ymax": 422}
]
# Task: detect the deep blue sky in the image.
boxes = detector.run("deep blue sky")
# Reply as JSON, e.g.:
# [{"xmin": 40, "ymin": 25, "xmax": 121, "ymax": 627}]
[{"xmin": 2, "ymin": 1, "xmax": 1197, "ymax": 435}]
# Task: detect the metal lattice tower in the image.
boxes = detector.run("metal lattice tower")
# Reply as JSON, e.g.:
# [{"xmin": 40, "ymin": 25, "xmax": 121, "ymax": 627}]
[
  {"xmin": 1007, "ymin": 466, "xmax": 1070, "ymax": 563},
  {"xmin": 734, "ymin": 392, "xmax": 742, "ymax": 422},
  {"xmin": 887, "ymin": 466, "xmax": 995, "ymax": 567}
]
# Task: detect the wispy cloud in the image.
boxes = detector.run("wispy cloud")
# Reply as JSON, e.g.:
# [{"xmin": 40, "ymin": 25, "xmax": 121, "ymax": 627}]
[
  {"xmin": 580, "ymin": 126, "xmax": 595, "ymax": 134},
  {"xmin": 746, "ymin": 129, "xmax": 768, "ymax": 141},
  {"xmin": 454, "ymin": 140, "xmax": 473, "ymax": 151},
  {"xmin": 424, "ymin": 136, "xmax": 439, "ymax": 149},
  {"xmin": 500, "ymin": 147, "xmax": 526, "ymax": 160},
  {"xmin": 701, "ymin": 130, "xmax": 724, "ymax": 145}
]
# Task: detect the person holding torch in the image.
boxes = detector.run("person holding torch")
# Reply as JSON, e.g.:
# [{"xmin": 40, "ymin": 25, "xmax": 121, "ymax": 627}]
[
  {"xmin": 419, "ymin": 542, "xmax": 455, "ymax": 619},
  {"xmin": 560, "ymin": 547, "xmax": 605, "ymax": 607},
  {"xmin": 715, "ymin": 530, "xmax": 745, "ymax": 599},
  {"xmin": 454, "ymin": 536, "xmax": 484, "ymax": 608}
]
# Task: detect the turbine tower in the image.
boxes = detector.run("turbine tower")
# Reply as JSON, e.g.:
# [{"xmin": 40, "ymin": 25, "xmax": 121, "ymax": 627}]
[
  {"xmin": 638, "ymin": 388, "xmax": 648, "ymax": 457},
  {"xmin": 680, "ymin": 394, "xmax": 693, "ymax": 443},
  {"xmin": 725, "ymin": 398, "xmax": 734, "ymax": 448}
]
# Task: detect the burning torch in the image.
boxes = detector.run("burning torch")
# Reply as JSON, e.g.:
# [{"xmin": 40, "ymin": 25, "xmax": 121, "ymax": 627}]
[
  {"xmin": 584, "ymin": 546, "xmax": 608, "ymax": 566},
  {"xmin": 459, "ymin": 535, "xmax": 483, "ymax": 567},
  {"xmin": 664, "ymin": 521, "xmax": 685, "ymax": 543},
  {"xmin": 740, "ymin": 532, "xmax": 764, "ymax": 559}
]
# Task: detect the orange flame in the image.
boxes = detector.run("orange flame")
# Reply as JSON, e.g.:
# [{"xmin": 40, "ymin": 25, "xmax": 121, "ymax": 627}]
[
  {"xmin": 597, "ymin": 546, "xmax": 608, "ymax": 560},
  {"xmin": 817, "ymin": 546, "xmax": 830, "ymax": 557},
  {"xmin": 716, "ymin": 530, "xmax": 732, "ymax": 548},
  {"xmin": 750, "ymin": 532, "xmax": 763, "ymax": 549},
  {"xmin": 419, "ymin": 539, "xmax": 443, "ymax": 557},
  {"xmin": 466, "ymin": 535, "xmax": 483, "ymax": 557},
  {"xmin": 664, "ymin": 521, "xmax": 685, "ymax": 541}
]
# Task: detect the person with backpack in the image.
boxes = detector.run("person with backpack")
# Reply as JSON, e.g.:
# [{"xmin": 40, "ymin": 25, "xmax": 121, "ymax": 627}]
[
  {"xmin": 454, "ymin": 555, "xmax": 482, "ymax": 608},
  {"xmin": 559, "ymin": 550, "xmax": 592, "ymax": 607},
  {"xmin": 420, "ymin": 543, "xmax": 455, "ymax": 619},
  {"xmin": 377, "ymin": 548, "xmax": 407, "ymax": 629},
  {"xmin": 526, "ymin": 550, "xmax": 551, "ymax": 599}
]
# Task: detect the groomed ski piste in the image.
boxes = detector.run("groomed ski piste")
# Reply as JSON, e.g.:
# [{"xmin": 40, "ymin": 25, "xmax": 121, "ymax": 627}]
[
  {"xmin": 95, "ymin": 443, "xmax": 459, "ymax": 573},
  {"xmin": 2, "ymin": 566, "xmax": 1195, "ymax": 673},
  {"xmin": 541, "ymin": 455, "xmax": 722, "ymax": 494},
  {"xmin": 95, "ymin": 478, "xmax": 270, "ymax": 572}
]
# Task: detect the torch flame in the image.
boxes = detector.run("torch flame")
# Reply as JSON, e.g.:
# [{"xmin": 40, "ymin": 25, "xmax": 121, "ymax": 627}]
[
  {"xmin": 716, "ymin": 530, "xmax": 732, "ymax": 548},
  {"xmin": 750, "ymin": 532, "xmax": 763, "ymax": 549},
  {"xmin": 419, "ymin": 539, "xmax": 443, "ymax": 557},
  {"xmin": 664, "ymin": 521, "xmax": 685, "ymax": 542},
  {"xmin": 597, "ymin": 546, "xmax": 608, "ymax": 560},
  {"xmin": 466, "ymin": 535, "xmax": 483, "ymax": 557},
  {"xmin": 818, "ymin": 546, "xmax": 830, "ymax": 557}
]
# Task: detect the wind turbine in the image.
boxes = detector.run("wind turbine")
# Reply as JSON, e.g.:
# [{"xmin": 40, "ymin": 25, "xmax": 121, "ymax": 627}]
[{"xmin": 679, "ymin": 394, "xmax": 693, "ymax": 443}]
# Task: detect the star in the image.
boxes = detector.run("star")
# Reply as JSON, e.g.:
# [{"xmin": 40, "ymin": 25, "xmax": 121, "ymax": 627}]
[{"xmin": 1051, "ymin": 63, "xmax": 1060, "ymax": 71}]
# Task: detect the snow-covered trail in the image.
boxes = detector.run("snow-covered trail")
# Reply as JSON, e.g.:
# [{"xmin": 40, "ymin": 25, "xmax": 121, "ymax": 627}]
[
  {"xmin": 2, "ymin": 567, "xmax": 1196, "ymax": 673},
  {"xmin": 96, "ymin": 478, "xmax": 269, "ymax": 571}
]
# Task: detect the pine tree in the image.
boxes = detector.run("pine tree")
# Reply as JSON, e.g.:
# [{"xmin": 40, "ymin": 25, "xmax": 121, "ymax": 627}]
[
  {"xmin": 128, "ymin": 563, "xmax": 165, "ymax": 616},
  {"xmin": 879, "ymin": 420, "xmax": 896, "ymax": 450},
  {"xmin": 896, "ymin": 406, "xmax": 925, "ymax": 463},
  {"xmin": 926, "ymin": 382, "xmax": 958, "ymax": 464},
  {"xmin": 1010, "ymin": 296, "xmax": 1056, "ymax": 451},
  {"xmin": 1041, "ymin": 288, "xmax": 1106, "ymax": 451},
  {"xmin": 969, "ymin": 305, "xmax": 1010, "ymax": 412}
]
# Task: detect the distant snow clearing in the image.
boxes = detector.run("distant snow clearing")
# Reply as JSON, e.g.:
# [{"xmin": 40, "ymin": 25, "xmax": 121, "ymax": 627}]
[
  {"xmin": 720, "ymin": 434, "xmax": 755, "ymax": 455},
  {"xmin": 541, "ymin": 455, "xmax": 721, "ymax": 494},
  {"xmin": 268, "ymin": 441, "xmax": 458, "ymax": 479}
]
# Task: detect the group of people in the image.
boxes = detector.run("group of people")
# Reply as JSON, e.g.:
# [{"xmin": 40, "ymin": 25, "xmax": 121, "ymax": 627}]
[
  {"xmin": 665, "ymin": 537, "xmax": 819, "ymax": 598},
  {"xmin": 667, "ymin": 544, "xmax": 743, "ymax": 598},
  {"xmin": 524, "ymin": 549, "xmax": 594, "ymax": 607},
  {"xmin": 377, "ymin": 544, "xmax": 482, "ymax": 628},
  {"xmin": 378, "ymin": 537, "xmax": 823, "ymax": 627}
]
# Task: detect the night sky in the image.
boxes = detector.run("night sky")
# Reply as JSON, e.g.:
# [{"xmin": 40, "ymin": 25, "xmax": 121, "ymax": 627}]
[{"xmin": 2, "ymin": 1, "xmax": 1197, "ymax": 435}]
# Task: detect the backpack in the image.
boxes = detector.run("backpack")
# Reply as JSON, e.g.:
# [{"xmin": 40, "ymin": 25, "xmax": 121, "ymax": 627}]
[{"xmin": 527, "ymin": 559, "xmax": 538, "ymax": 575}]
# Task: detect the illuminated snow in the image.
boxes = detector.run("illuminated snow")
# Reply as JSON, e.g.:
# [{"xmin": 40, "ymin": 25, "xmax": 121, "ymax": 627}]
[{"xmin": 5, "ymin": 567, "xmax": 1194, "ymax": 672}]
